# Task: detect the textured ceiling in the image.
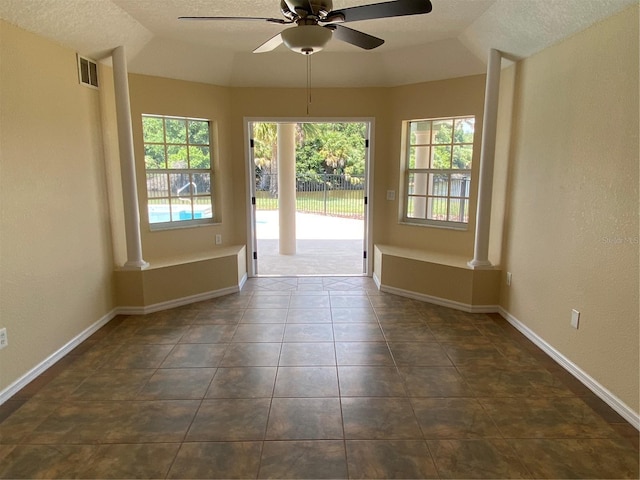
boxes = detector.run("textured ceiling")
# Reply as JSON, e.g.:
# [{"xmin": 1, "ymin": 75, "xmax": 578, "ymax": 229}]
[{"xmin": 0, "ymin": 0, "xmax": 636, "ymax": 87}]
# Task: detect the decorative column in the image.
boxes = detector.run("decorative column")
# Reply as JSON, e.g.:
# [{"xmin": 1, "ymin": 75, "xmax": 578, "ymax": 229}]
[
  {"xmin": 112, "ymin": 46, "xmax": 148, "ymax": 270},
  {"xmin": 277, "ymin": 123, "xmax": 296, "ymax": 255},
  {"xmin": 468, "ymin": 48, "xmax": 502, "ymax": 269}
]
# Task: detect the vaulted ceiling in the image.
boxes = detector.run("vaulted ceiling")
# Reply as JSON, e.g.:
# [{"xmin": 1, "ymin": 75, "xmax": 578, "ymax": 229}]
[{"xmin": 0, "ymin": 0, "xmax": 635, "ymax": 87}]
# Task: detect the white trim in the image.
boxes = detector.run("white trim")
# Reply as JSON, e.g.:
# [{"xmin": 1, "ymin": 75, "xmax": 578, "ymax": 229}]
[
  {"xmin": 364, "ymin": 120, "xmax": 375, "ymax": 276},
  {"xmin": 244, "ymin": 116, "xmax": 375, "ymax": 277},
  {"xmin": 498, "ymin": 307, "xmax": 640, "ymax": 431},
  {"xmin": 244, "ymin": 119, "xmax": 257, "ymax": 277},
  {"xmin": 238, "ymin": 272, "xmax": 248, "ymax": 290},
  {"xmin": 0, "ymin": 309, "xmax": 117, "ymax": 405},
  {"xmin": 378, "ymin": 283, "xmax": 498, "ymax": 314},
  {"xmin": 372, "ymin": 272, "xmax": 382, "ymax": 290},
  {"xmin": 118, "ymin": 285, "xmax": 241, "ymax": 316}
]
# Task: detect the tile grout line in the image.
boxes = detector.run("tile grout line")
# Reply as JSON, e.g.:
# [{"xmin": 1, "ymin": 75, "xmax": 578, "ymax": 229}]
[{"xmin": 329, "ymin": 289, "xmax": 351, "ymax": 480}]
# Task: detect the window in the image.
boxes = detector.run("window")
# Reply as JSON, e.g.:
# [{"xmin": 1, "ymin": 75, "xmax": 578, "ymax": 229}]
[
  {"xmin": 142, "ymin": 114, "xmax": 214, "ymax": 227},
  {"xmin": 402, "ymin": 116, "xmax": 475, "ymax": 227}
]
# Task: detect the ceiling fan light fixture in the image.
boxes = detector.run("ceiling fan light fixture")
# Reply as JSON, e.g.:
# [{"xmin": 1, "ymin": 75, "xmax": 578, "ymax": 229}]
[{"xmin": 281, "ymin": 25, "xmax": 331, "ymax": 54}]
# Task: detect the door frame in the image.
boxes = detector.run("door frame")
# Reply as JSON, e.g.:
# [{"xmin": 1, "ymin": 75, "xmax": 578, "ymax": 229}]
[{"xmin": 244, "ymin": 116, "xmax": 375, "ymax": 277}]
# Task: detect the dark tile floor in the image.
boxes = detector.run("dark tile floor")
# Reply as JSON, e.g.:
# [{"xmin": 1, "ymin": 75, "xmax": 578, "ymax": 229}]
[{"xmin": 0, "ymin": 276, "xmax": 638, "ymax": 479}]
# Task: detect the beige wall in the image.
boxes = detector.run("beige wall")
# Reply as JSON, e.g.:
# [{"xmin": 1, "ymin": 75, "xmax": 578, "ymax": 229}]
[
  {"xmin": 126, "ymin": 75, "xmax": 488, "ymax": 265},
  {"xmin": 227, "ymin": 81, "xmax": 487, "ymax": 258},
  {"xmin": 128, "ymin": 74, "xmax": 234, "ymax": 262},
  {"xmin": 385, "ymin": 75, "xmax": 487, "ymax": 256},
  {"xmin": 0, "ymin": 21, "xmax": 116, "ymax": 392},
  {"xmin": 499, "ymin": 6, "xmax": 639, "ymax": 412}
]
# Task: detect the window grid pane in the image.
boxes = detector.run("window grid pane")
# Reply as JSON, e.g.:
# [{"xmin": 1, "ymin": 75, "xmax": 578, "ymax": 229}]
[{"xmin": 406, "ymin": 196, "xmax": 427, "ymax": 219}]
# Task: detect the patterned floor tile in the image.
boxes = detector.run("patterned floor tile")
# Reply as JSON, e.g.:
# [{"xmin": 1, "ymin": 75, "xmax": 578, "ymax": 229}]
[
  {"xmin": 266, "ymin": 397, "xmax": 343, "ymax": 440},
  {"xmin": 346, "ymin": 440, "xmax": 438, "ymax": 479},
  {"xmin": 259, "ymin": 440, "xmax": 347, "ymax": 479},
  {"xmin": 167, "ymin": 442, "xmax": 262, "ymax": 479},
  {"xmin": 186, "ymin": 398, "xmax": 270, "ymax": 441},
  {"xmin": 342, "ymin": 397, "xmax": 422, "ymax": 440}
]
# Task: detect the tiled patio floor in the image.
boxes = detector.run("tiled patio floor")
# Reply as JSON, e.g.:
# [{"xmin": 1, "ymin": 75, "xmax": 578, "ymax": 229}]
[{"xmin": 255, "ymin": 211, "xmax": 365, "ymax": 276}]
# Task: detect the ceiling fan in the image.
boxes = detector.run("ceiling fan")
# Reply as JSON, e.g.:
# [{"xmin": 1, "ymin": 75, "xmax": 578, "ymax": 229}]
[{"xmin": 179, "ymin": 0, "xmax": 433, "ymax": 55}]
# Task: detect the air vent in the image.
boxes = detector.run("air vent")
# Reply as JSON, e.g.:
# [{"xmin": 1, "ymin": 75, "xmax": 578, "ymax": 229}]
[{"xmin": 77, "ymin": 54, "xmax": 98, "ymax": 88}]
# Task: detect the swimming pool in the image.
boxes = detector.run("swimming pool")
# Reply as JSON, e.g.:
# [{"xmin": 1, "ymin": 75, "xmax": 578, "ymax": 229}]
[{"xmin": 148, "ymin": 205, "xmax": 211, "ymax": 224}]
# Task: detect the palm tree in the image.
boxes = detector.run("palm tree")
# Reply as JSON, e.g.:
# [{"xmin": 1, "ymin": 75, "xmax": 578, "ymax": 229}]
[{"xmin": 253, "ymin": 122, "xmax": 278, "ymax": 195}]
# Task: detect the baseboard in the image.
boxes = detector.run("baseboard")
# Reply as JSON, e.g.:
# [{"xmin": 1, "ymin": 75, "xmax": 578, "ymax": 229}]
[
  {"xmin": 498, "ymin": 307, "xmax": 640, "ymax": 431},
  {"xmin": 0, "ymin": 309, "xmax": 118, "ymax": 406},
  {"xmin": 238, "ymin": 273, "xmax": 248, "ymax": 291},
  {"xmin": 117, "ymin": 285, "xmax": 241, "ymax": 315},
  {"xmin": 379, "ymin": 283, "xmax": 499, "ymax": 314},
  {"xmin": 372, "ymin": 272, "xmax": 381, "ymax": 290}
]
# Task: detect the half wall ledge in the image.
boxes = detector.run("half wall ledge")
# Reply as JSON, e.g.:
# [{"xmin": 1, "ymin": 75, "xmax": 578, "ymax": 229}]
[
  {"xmin": 115, "ymin": 245, "xmax": 247, "ymax": 314},
  {"xmin": 373, "ymin": 244, "xmax": 500, "ymax": 313}
]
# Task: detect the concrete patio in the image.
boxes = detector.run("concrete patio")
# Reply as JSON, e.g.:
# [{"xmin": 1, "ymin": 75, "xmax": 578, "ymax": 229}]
[{"xmin": 255, "ymin": 211, "xmax": 365, "ymax": 276}]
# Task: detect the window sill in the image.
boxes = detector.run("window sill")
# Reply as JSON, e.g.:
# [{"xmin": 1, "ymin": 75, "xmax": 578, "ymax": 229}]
[
  {"xmin": 149, "ymin": 220, "xmax": 221, "ymax": 232},
  {"xmin": 400, "ymin": 220, "xmax": 469, "ymax": 232}
]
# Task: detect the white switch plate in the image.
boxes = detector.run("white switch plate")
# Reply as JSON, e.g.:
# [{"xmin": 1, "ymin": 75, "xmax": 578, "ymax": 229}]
[
  {"xmin": 215, "ymin": 234, "xmax": 222, "ymax": 245},
  {"xmin": 506, "ymin": 272, "xmax": 512, "ymax": 286},
  {"xmin": 571, "ymin": 309, "xmax": 580, "ymax": 329},
  {"xmin": 386, "ymin": 190, "xmax": 396, "ymax": 201},
  {"xmin": 0, "ymin": 328, "xmax": 7, "ymax": 349}
]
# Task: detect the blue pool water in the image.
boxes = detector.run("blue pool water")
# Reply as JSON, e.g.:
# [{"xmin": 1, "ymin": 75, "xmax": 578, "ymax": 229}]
[{"xmin": 148, "ymin": 208, "xmax": 206, "ymax": 223}]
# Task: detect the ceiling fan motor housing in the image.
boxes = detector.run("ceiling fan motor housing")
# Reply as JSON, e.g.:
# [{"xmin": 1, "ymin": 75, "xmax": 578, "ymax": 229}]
[
  {"xmin": 281, "ymin": 24, "xmax": 332, "ymax": 54},
  {"xmin": 280, "ymin": 0, "xmax": 333, "ymax": 19}
]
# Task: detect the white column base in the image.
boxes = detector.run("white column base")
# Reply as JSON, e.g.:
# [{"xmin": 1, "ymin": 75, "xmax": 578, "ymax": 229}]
[
  {"xmin": 121, "ymin": 260, "xmax": 150, "ymax": 271},
  {"xmin": 467, "ymin": 259, "xmax": 494, "ymax": 269}
]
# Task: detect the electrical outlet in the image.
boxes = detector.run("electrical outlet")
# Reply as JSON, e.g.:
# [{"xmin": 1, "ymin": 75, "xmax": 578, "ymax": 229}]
[
  {"xmin": 215, "ymin": 234, "xmax": 222, "ymax": 245},
  {"xmin": 571, "ymin": 309, "xmax": 580, "ymax": 329},
  {"xmin": 0, "ymin": 328, "xmax": 7, "ymax": 349},
  {"xmin": 506, "ymin": 272, "xmax": 512, "ymax": 286},
  {"xmin": 386, "ymin": 190, "xmax": 396, "ymax": 201}
]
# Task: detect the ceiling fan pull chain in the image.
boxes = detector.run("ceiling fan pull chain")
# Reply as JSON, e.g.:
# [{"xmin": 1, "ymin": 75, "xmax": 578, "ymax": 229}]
[{"xmin": 306, "ymin": 53, "xmax": 311, "ymax": 116}]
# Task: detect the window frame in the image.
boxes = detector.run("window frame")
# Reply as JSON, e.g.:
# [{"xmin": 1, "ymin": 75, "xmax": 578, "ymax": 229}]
[
  {"xmin": 142, "ymin": 114, "xmax": 216, "ymax": 230},
  {"xmin": 401, "ymin": 116, "xmax": 475, "ymax": 229}
]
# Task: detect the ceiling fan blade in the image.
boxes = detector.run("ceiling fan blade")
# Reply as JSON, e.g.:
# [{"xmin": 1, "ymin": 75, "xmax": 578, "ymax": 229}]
[
  {"xmin": 179, "ymin": 16, "xmax": 290, "ymax": 25},
  {"xmin": 253, "ymin": 33, "xmax": 284, "ymax": 53},
  {"xmin": 328, "ymin": 25, "xmax": 384, "ymax": 50},
  {"xmin": 324, "ymin": 0, "xmax": 432, "ymax": 23}
]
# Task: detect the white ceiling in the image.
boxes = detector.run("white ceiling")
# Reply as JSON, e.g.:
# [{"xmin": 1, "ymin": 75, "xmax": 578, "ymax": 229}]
[{"xmin": 0, "ymin": 0, "xmax": 636, "ymax": 87}]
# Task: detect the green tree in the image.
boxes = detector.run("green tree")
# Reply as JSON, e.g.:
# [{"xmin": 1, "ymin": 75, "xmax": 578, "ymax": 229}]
[
  {"xmin": 428, "ymin": 118, "xmax": 475, "ymax": 170},
  {"xmin": 143, "ymin": 116, "xmax": 211, "ymax": 170},
  {"xmin": 252, "ymin": 121, "xmax": 367, "ymax": 187},
  {"xmin": 295, "ymin": 122, "xmax": 366, "ymax": 180},
  {"xmin": 452, "ymin": 118, "xmax": 474, "ymax": 169}
]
